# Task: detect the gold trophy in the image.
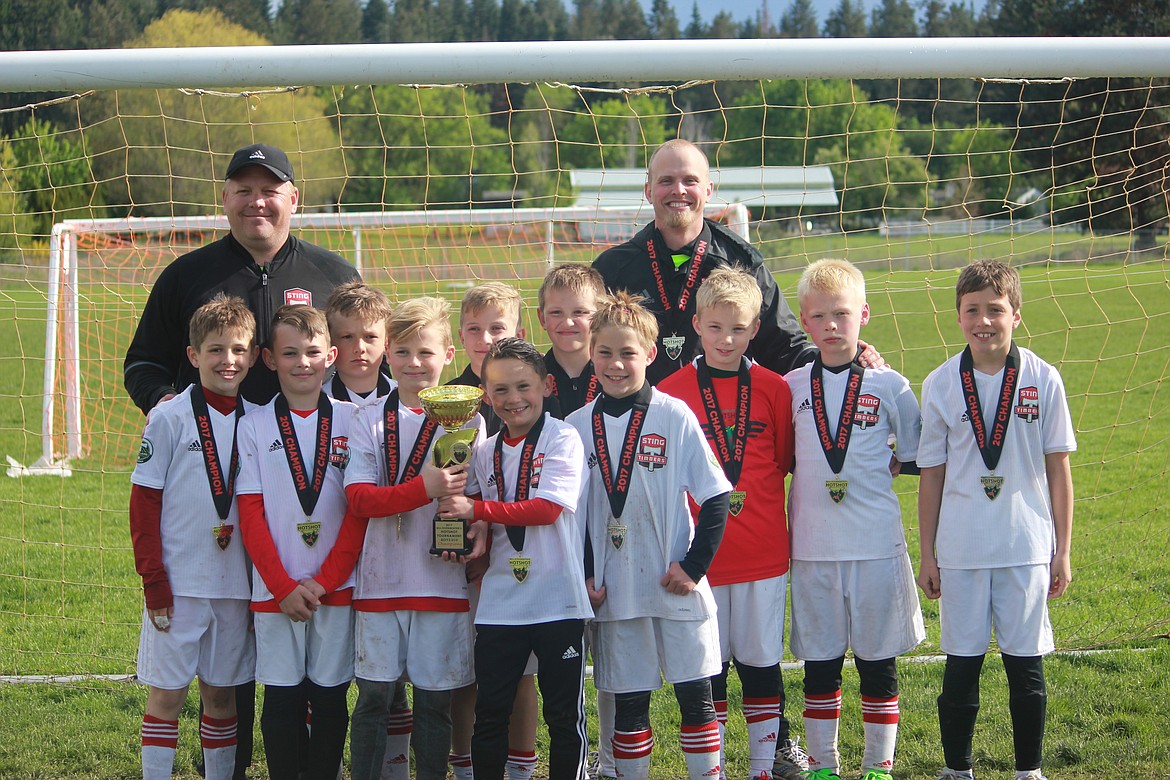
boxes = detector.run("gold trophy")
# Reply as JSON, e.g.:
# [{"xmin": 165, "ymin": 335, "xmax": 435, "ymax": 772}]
[{"xmin": 418, "ymin": 385, "xmax": 483, "ymax": 556}]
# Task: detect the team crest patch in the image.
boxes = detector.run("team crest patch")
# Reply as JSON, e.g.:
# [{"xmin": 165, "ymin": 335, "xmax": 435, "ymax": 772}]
[
  {"xmin": 510, "ymin": 556, "xmax": 532, "ymax": 583},
  {"xmin": 297, "ymin": 521, "xmax": 322, "ymax": 547},
  {"xmin": 826, "ymin": 479, "xmax": 848, "ymax": 504},
  {"xmin": 1015, "ymin": 386, "xmax": 1040, "ymax": 422},
  {"xmin": 213, "ymin": 524, "xmax": 234, "ymax": 551},
  {"xmin": 329, "ymin": 436, "xmax": 349, "ymax": 469},
  {"xmin": 662, "ymin": 333, "xmax": 686, "ymax": 362},
  {"xmin": 635, "ymin": 433, "xmax": 667, "ymax": 471},
  {"xmin": 981, "ymin": 475, "xmax": 1004, "ymax": 500},
  {"xmin": 608, "ymin": 523, "xmax": 627, "ymax": 550},
  {"xmin": 531, "ymin": 454, "xmax": 544, "ymax": 488},
  {"xmin": 284, "ymin": 288, "xmax": 312, "ymax": 307},
  {"xmin": 728, "ymin": 490, "xmax": 747, "ymax": 516},
  {"xmin": 137, "ymin": 438, "xmax": 153, "ymax": 463},
  {"xmin": 854, "ymin": 394, "xmax": 880, "ymax": 429}
]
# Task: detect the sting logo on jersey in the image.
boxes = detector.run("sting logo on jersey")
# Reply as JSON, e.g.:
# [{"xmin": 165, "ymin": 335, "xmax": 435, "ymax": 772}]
[
  {"xmin": 662, "ymin": 334, "xmax": 686, "ymax": 361},
  {"xmin": 853, "ymin": 394, "xmax": 881, "ymax": 429},
  {"xmin": 795, "ymin": 398, "xmax": 811, "ymax": 415},
  {"xmin": 284, "ymin": 288, "xmax": 312, "ymax": 307},
  {"xmin": 1015, "ymin": 386, "xmax": 1040, "ymax": 422},
  {"xmin": 213, "ymin": 524, "xmax": 234, "ymax": 551},
  {"xmin": 636, "ymin": 433, "xmax": 668, "ymax": 471},
  {"xmin": 531, "ymin": 453, "xmax": 544, "ymax": 488},
  {"xmin": 330, "ymin": 436, "xmax": 349, "ymax": 469}
]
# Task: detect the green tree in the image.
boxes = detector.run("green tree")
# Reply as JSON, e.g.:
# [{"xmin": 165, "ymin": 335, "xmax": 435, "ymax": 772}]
[
  {"xmin": 468, "ymin": 0, "xmax": 500, "ymax": 40},
  {"xmin": 869, "ymin": 0, "xmax": 918, "ymax": 36},
  {"xmin": 0, "ymin": 0, "xmax": 82, "ymax": 50},
  {"xmin": 922, "ymin": 0, "xmax": 978, "ymax": 37},
  {"xmin": 275, "ymin": 0, "xmax": 362, "ymax": 43},
  {"xmin": 556, "ymin": 95, "xmax": 670, "ymax": 170},
  {"xmin": 6, "ymin": 118, "xmax": 99, "ymax": 236},
  {"xmin": 684, "ymin": 1, "xmax": 706, "ymax": 37},
  {"xmin": 708, "ymin": 10, "xmax": 739, "ymax": 37},
  {"xmin": 77, "ymin": 0, "xmax": 162, "ymax": 48},
  {"xmin": 80, "ymin": 9, "xmax": 344, "ymax": 217},
  {"xmin": 362, "ymin": 0, "xmax": 392, "ymax": 41},
  {"xmin": 162, "ymin": 0, "xmax": 272, "ymax": 37},
  {"xmin": 649, "ymin": 0, "xmax": 682, "ymax": 38},
  {"xmin": 390, "ymin": 0, "xmax": 436, "ymax": 41},
  {"xmin": 435, "ymin": 0, "xmax": 470, "ymax": 39},
  {"xmin": 335, "ymin": 84, "xmax": 511, "ymax": 208},
  {"xmin": 780, "ymin": 0, "xmax": 819, "ymax": 38},
  {"xmin": 823, "ymin": 0, "xmax": 867, "ymax": 36},
  {"xmin": 573, "ymin": 0, "xmax": 602, "ymax": 38},
  {"xmin": 0, "ymin": 141, "xmax": 38, "ymax": 258}
]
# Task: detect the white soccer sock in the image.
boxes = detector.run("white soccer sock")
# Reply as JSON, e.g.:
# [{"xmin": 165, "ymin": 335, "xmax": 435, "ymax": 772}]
[
  {"xmin": 803, "ymin": 690, "xmax": 842, "ymax": 773},
  {"xmin": 381, "ymin": 705, "xmax": 412, "ymax": 780},
  {"xmin": 141, "ymin": 714, "xmax": 179, "ymax": 780},
  {"xmin": 861, "ymin": 694, "xmax": 899, "ymax": 773},
  {"xmin": 612, "ymin": 728, "xmax": 653, "ymax": 780},
  {"xmin": 597, "ymin": 689, "xmax": 617, "ymax": 776},
  {"xmin": 680, "ymin": 721, "xmax": 721, "ymax": 780},
  {"xmin": 505, "ymin": 749, "xmax": 538, "ymax": 780},
  {"xmin": 449, "ymin": 751, "xmax": 474, "ymax": 780},
  {"xmin": 199, "ymin": 713, "xmax": 238, "ymax": 780},
  {"xmin": 743, "ymin": 695, "xmax": 781, "ymax": 774}
]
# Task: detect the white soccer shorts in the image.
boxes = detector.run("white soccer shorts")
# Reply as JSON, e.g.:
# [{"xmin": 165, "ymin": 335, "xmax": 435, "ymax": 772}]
[
  {"xmin": 593, "ymin": 615, "xmax": 721, "ymax": 694},
  {"xmin": 939, "ymin": 564, "xmax": 1055, "ymax": 657},
  {"xmin": 254, "ymin": 604, "xmax": 354, "ymax": 687},
  {"xmin": 712, "ymin": 574, "xmax": 787, "ymax": 667},
  {"xmin": 136, "ymin": 596, "xmax": 254, "ymax": 690},
  {"xmin": 353, "ymin": 609, "xmax": 474, "ymax": 690}
]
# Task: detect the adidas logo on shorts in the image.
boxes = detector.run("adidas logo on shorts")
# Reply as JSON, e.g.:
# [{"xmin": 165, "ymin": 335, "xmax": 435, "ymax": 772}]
[
  {"xmin": 561, "ymin": 646, "xmax": 580, "ymax": 660},
  {"xmin": 268, "ymin": 439, "xmax": 284, "ymax": 452}
]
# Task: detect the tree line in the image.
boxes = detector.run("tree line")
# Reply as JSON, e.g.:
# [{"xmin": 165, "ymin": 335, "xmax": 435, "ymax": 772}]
[{"xmin": 0, "ymin": 0, "xmax": 1167, "ymax": 254}]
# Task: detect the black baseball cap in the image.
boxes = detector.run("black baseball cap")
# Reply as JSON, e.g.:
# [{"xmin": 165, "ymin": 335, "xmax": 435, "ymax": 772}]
[{"xmin": 224, "ymin": 144, "xmax": 294, "ymax": 182}]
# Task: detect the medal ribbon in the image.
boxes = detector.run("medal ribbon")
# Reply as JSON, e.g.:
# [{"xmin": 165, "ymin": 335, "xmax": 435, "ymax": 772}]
[
  {"xmin": 384, "ymin": 390, "xmax": 440, "ymax": 486},
  {"xmin": 646, "ymin": 221, "xmax": 712, "ymax": 314},
  {"xmin": 493, "ymin": 414, "xmax": 547, "ymax": 551},
  {"xmin": 274, "ymin": 392, "xmax": 333, "ymax": 520},
  {"xmin": 591, "ymin": 391, "xmax": 651, "ymax": 520},
  {"xmin": 810, "ymin": 356, "xmax": 864, "ymax": 476},
  {"xmin": 695, "ymin": 357, "xmax": 751, "ymax": 487},
  {"xmin": 959, "ymin": 343, "xmax": 1021, "ymax": 472},
  {"xmin": 190, "ymin": 390, "xmax": 243, "ymax": 521},
  {"xmin": 331, "ymin": 371, "xmax": 391, "ymax": 403}
]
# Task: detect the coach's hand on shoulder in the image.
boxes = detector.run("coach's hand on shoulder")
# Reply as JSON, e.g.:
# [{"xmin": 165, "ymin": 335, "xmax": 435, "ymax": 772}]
[
  {"xmin": 660, "ymin": 562, "xmax": 698, "ymax": 596},
  {"xmin": 279, "ymin": 583, "xmax": 321, "ymax": 622},
  {"xmin": 423, "ymin": 460, "xmax": 468, "ymax": 499},
  {"xmin": 917, "ymin": 557, "xmax": 941, "ymax": 600},
  {"xmin": 856, "ymin": 340, "xmax": 885, "ymax": 369}
]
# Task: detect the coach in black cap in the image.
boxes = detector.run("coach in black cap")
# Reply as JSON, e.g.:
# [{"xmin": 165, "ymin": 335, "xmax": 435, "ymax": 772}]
[{"xmin": 124, "ymin": 143, "xmax": 360, "ymax": 412}]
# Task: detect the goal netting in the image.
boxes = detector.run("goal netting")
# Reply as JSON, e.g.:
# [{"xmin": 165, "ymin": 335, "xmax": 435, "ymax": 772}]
[{"xmin": 0, "ymin": 39, "xmax": 1168, "ymax": 679}]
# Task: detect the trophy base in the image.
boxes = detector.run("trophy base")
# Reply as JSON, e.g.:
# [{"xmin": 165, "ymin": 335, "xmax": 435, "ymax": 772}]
[{"xmin": 431, "ymin": 516, "xmax": 471, "ymax": 556}]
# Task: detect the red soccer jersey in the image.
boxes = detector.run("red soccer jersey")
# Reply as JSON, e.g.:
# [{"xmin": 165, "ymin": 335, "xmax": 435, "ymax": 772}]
[{"xmin": 659, "ymin": 359, "xmax": 794, "ymax": 586}]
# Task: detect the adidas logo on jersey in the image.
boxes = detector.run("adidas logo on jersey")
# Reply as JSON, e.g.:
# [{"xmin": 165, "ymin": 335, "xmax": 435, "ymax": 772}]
[
  {"xmin": 960, "ymin": 411, "xmax": 970, "ymax": 423},
  {"xmin": 269, "ymin": 439, "xmax": 284, "ymax": 452},
  {"xmin": 187, "ymin": 441, "xmax": 203, "ymax": 452},
  {"xmin": 587, "ymin": 452, "xmax": 598, "ymax": 469},
  {"xmin": 561, "ymin": 646, "xmax": 580, "ymax": 660},
  {"xmin": 486, "ymin": 474, "xmax": 497, "ymax": 487},
  {"xmin": 796, "ymin": 398, "xmax": 812, "ymax": 415}
]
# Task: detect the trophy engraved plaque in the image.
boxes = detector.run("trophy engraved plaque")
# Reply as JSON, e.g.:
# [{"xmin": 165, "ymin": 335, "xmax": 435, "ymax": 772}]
[{"xmin": 418, "ymin": 385, "xmax": 483, "ymax": 556}]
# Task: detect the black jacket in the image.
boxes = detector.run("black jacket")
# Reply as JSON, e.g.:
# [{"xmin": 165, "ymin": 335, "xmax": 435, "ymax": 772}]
[
  {"xmin": 124, "ymin": 233, "xmax": 359, "ymax": 413},
  {"xmin": 592, "ymin": 219, "xmax": 815, "ymax": 385}
]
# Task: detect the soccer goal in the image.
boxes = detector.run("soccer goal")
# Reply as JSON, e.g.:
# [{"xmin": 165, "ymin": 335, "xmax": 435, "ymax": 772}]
[{"xmin": 0, "ymin": 36, "xmax": 1168, "ymax": 677}]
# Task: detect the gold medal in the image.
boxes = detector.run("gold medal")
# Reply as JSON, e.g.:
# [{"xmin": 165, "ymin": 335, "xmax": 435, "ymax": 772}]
[
  {"xmin": 212, "ymin": 523, "xmax": 233, "ymax": 551},
  {"xmin": 826, "ymin": 479, "xmax": 848, "ymax": 504},
  {"xmin": 510, "ymin": 555, "xmax": 532, "ymax": 583},
  {"xmin": 728, "ymin": 490, "xmax": 747, "ymax": 516},
  {"xmin": 298, "ymin": 520, "xmax": 322, "ymax": 547},
  {"xmin": 981, "ymin": 474, "xmax": 1004, "ymax": 500},
  {"xmin": 608, "ymin": 523, "xmax": 627, "ymax": 550}
]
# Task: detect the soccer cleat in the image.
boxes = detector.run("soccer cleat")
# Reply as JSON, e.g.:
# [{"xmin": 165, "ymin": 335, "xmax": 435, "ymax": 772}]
[
  {"xmin": 752, "ymin": 772, "xmax": 773, "ymax": 780},
  {"xmin": 773, "ymin": 737, "xmax": 810, "ymax": 779},
  {"xmin": 587, "ymin": 751, "xmax": 600, "ymax": 780},
  {"xmin": 800, "ymin": 770, "xmax": 841, "ymax": 780},
  {"xmin": 858, "ymin": 771, "xmax": 893, "ymax": 780},
  {"xmin": 934, "ymin": 770, "xmax": 975, "ymax": 780},
  {"xmin": 1015, "ymin": 773, "xmax": 1048, "ymax": 780}
]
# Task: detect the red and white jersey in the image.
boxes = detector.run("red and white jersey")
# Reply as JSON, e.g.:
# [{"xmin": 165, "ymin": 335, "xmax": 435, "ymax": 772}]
[
  {"xmin": 918, "ymin": 347, "xmax": 1076, "ymax": 569},
  {"xmin": 567, "ymin": 389, "xmax": 732, "ymax": 622},
  {"xmin": 658, "ymin": 358, "xmax": 794, "ymax": 585},
  {"xmin": 465, "ymin": 415, "xmax": 592, "ymax": 625},
  {"xmin": 345, "ymin": 395, "xmax": 483, "ymax": 607},
  {"xmin": 236, "ymin": 395, "xmax": 357, "ymax": 602},
  {"xmin": 786, "ymin": 364, "xmax": 922, "ymax": 562},
  {"xmin": 131, "ymin": 386, "xmax": 256, "ymax": 599}
]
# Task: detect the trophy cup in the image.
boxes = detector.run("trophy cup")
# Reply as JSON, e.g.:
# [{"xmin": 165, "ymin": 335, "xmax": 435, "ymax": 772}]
[{"xmin": 418, "ymin": 385, "xmax": 483, "ymax": 556}]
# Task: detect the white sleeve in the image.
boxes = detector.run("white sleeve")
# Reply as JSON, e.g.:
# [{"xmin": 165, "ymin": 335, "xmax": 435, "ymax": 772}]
[
  {"xmin": 1041, "ymin": 367, "xmax": 1077, "ymax": 454},
  {"xmin": 889, "ymin": 372, "xmax": 923, "ymax": 463},
  {"xmin": 916, "ymin": 370, "xmax": 949, "ymax": 468},
  {"xmin": 679, "ymin": 404, "xmax": 733, "ymax": 505},
  {"xmin": 130, "ymin": 404, "xmax": 176, "ymax": 489},
  {"xmin": 345, "ymin": 404, "xmax": 383, "ymax": 488},
  {"xmin": 235, "ymin": 413, "xmax": 263, "ymax": 495},
  {"xmin": 531, "ymin": 424, "xmax": 585, "ymax": 514}
]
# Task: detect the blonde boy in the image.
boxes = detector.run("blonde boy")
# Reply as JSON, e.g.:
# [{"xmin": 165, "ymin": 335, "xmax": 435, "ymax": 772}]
[
  {"xmin": 567, "ymin": 292, "xmax": 732, "ymax": 780},
  {"xmin": 319, "ymin": 297, "xmax": 480, "ymax": 780},
  {"xmin": 132, "ymin": 294, "xmax": 258, "ymax": 780},
  {"xmin": 538, "ymin": 264, "xmax": 604, "ymax": 418},
  {"xmin": 236, "ymin": 304, "xmax": 356, "ymax": 780},
  {"xmin": 917, "ymin": 260, "xmax": 1075, "ymax": 780},
  {"xmin": 454, "ymin": 281, "xmax": 526, "ymax": 388},
  {"xmin": 784, "ymin": 259, "xmax": 924, "ymax": 780},
  {"xmin": 658, "ymin": 267, "xmax": 800, "ymax": 780},
  {"xmin": 324, "ymin": 281, "xmax": 395, "ymax": 403}
]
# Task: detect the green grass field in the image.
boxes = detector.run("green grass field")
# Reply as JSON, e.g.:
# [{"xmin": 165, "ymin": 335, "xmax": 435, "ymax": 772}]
[{"xmin": 1, "ymin": 231, "xmax": 1169, "ymax": 777}]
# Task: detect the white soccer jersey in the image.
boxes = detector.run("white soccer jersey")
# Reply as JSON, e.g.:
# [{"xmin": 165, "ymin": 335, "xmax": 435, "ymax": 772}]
[
  {"xmin": 323, "ymin": 374, "xmax": 397, "ymax": 407},
  {"xmin": 918, "ymin": 347, "xmax": 1077, "ymax": 569},
  {"xmin": 236, "ymin": 395, "xmax": 357, "ymax": 601},
  {"xmin": 132, "ymin": 387, "xmax": 257, "ymax": 599},
  {"xmin": 785, "ymin": 364, "xmax": 922, "ymax": 562},
  {"xmin": 464, "ymin": 415, "xmax": 592, "ymax": 625},
  {"xmin": 344, "ymin": 395, "xmax": 483, "ymax": 604},
  {"xmin": 567, "ymin": 389, "xmax": 732, "ymax": 622}
]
